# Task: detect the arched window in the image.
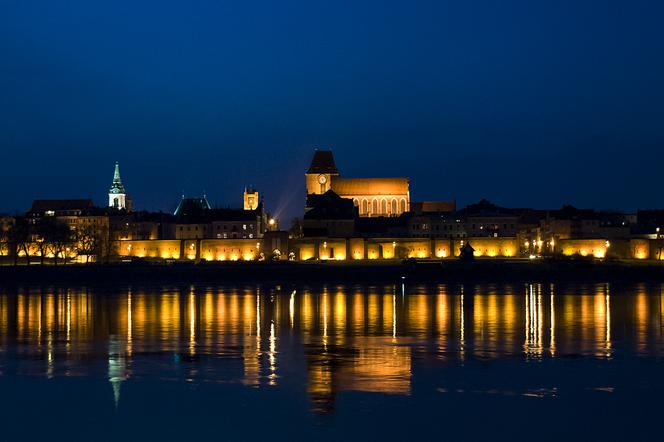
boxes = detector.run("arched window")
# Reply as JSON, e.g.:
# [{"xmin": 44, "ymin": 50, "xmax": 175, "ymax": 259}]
[
  {"xmin": 391, "ymin": 199, "xmax": 398, "ymax": 214},
  {"xmin": 400, "ymin": 198, "xmax": 407, "ymax": 213},
  {"xmin": 353, "ymin": 198, "xmax": 359, "ymax": 207},
  {"xmin": 372, "ymin": 199, "xmax": 378, "ymax": 215},
  {"xmin": 380, "ymin": 199, "xmax": 387, "ymax": 214},
  {"xmin": 361, "ymin": 199, "xmax": 368, "ymax": 214}
]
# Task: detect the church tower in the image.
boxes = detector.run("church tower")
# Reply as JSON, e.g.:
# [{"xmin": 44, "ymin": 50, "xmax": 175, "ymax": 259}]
[
  {"xmin": 108, "ymin": 161, "xmax": 127, "ymax": 210},
  {"xmin": 305, "ymin": 150, "xmax": 339, "ymax": 195},
  {"xmin": 244, "ymin": 187, "xmax": 259, "ymax": 211}
]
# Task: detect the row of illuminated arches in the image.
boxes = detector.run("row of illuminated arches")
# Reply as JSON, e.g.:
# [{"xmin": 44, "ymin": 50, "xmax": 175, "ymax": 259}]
[{"xmin": 352, "ymin": 197, "xmax": 408, "ymax": 216}]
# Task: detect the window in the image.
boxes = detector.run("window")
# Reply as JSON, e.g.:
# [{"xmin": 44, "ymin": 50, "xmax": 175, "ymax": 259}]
[{"xmin": 243, "ymin": 224, "xmax": 247, "ymax": 230}]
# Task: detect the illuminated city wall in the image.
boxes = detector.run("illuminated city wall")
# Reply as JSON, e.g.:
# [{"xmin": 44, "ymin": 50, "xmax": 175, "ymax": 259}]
[
  {"xmin": 558, "ymin": 239, "xmax": 609, "ymax": 258},
  {"xmin": 654, "ymin": 240, "xmax": 664, "ymax": 260},
  {"xmin": 199, "ymin": 239, "xmax": 262, "ymax": 261},
  {"xmin": 452, "ymin": 237, "xmax": 518, "ymax": 257},
  {"xmin": 78, "ymin": 237, "xmax": 664, "ymax": 262},
  {"xmin": 556, "ymin": 239, "xmax": 639, "ymax": 259},
  {"xmin": 631, "ymin": 239, "xmax": 650, "ymax": 259},
  {"xmin": 115, "ymin": 240, "xmax": 181, "ymax": 259}
]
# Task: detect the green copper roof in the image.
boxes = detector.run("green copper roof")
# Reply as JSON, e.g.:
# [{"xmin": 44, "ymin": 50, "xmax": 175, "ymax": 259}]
[
  {"xmin": 109, "ymin": 162, "xmax": 125, "ymax": 194},
  {"xmin": 174, "ymin": 196, "xmax": 212, "ymax": 216}
]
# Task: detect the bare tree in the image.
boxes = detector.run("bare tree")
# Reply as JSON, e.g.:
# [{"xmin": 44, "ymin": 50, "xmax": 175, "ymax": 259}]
[
  {"xmin": 36, "ymin": 218, "xmax": 72, "ymax": 265},
  {"xmin": 5, "ymin": 217, "xmax": 32, "ymax": 265},
  {"xmin": 75, "ymin": 225, "xmax": 107, "ymax": 263}
]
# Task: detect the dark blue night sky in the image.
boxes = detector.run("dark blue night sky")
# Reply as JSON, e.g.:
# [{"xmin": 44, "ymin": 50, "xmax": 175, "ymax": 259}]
[{"xmin": 1, "ymin": 0, "xmax": 663, "ymax": 221}]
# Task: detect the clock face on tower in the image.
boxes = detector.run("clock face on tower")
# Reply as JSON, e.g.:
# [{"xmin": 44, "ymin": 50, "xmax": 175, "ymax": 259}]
[{"xmin": 318, "ymin": 174, "xmax": 327, "ymax": 184}]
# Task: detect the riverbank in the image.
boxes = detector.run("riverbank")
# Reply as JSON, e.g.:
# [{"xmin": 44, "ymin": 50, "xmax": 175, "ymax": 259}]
[{"xmin": 1, "ymin": 259, "xmax": 664, "ymax": 285}]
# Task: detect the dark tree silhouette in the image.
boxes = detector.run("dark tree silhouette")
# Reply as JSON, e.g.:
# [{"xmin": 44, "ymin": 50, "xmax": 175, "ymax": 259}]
[
  {"xmin": 5, "ymin": 217, "xmax": 32, "ymax": 265},
  {"xmin": 35, "ymin": 218, "xmax": 72, "ymax": 265},
  {"xmin": 75, "ymin": 225, "xmax": 108, "ymax": 263},
  {"xmin": 289, "ymin": 217, "xmax": 303, "ymax": 239}
]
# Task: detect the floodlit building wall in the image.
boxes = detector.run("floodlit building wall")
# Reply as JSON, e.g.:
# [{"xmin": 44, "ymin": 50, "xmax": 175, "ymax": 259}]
[
  {"xmin": 298, "ymin": 243, "xmax": 316, "ymax": 261},
  {"xmin": 630, "ymin": 239, "xmax": 650, "ymax": 259},
  {"xmin": 115, "ymin": 240, "xmax": 181, "ymax": 259},
  {"xmin": 349, "ymin": 238, "xmax": 365, "ymax": 260},
  {"xmin": 452, "ymin": 237, "xmax": 518, "ymax": 257},
  {"xmin": 646, "ymin": 240, "xmax": 664, "ymax": 260},
  {"xmin": 558, "ymin": 239, "xmax": 609, "ymax": 258},
  {"xmin": 199, "ymin": 239, "xmax": 261, "ymax": 261},
  {"xmin": 557, "ymin": 238, "xmax": 646, "ymax": 259},
  {"xmin": 317, "ymin": 240, "xmax": 347, "ymax": 260},
  {"xmin": 433, "ymin": 239, "xmax": 452, "ymax": 258},
  {"xmin": 109, "ymin": 237, "xmax": 664, "ymax": 262}
]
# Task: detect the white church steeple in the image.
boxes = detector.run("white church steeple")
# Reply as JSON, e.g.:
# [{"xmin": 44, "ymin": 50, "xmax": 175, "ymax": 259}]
[{"xmin": 108, "ymin": 161, "xmax": 127, "ymax": 210}]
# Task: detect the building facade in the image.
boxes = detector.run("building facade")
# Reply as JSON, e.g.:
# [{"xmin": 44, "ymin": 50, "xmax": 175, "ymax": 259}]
[{"xmin": 305, "ymin": 150, "xmax": 410, "ymax": 217}]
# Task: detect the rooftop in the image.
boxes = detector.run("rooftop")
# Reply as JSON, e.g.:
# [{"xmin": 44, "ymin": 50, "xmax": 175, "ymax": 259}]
[
  {"xmin": 307, "ymin": 150, "xmax": 339, "ymax": 174},
  {"xmin": 331, "ymin": 177, "xmax": 409, "ymax": 196}
]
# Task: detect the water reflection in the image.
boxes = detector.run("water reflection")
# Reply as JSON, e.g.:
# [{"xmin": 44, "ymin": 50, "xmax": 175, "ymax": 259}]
[{"xmin": 0, "ymin": 283, "xmax": 663, "ymax": 413}]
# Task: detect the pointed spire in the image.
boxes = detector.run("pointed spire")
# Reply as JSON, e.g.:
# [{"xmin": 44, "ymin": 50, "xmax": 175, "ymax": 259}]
[
  {"xmin": 113, "ymin": 161, "xmax": 121, "ymax": 181},
  {"xmin": 109, "ymin": 161, "xmax": 126, "ymax": 194}
]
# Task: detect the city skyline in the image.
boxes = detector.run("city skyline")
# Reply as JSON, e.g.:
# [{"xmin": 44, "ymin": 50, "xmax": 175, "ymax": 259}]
[
  {"xmin": 2, "ymin": 149, "xmax": 662, "ymax": 220},
  {"xmin": 2, "ymin": 1, "xmax": 664, "ymax": 219},
  {"xmin": 2, "ymin": 3, "xmax": 664, "ymax": 439}
]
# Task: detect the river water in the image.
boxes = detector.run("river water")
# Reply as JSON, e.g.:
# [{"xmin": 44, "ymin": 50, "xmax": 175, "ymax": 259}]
[{"xmin": 0, "ymin": 282, "xmax": 662, "ymax": 441}]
